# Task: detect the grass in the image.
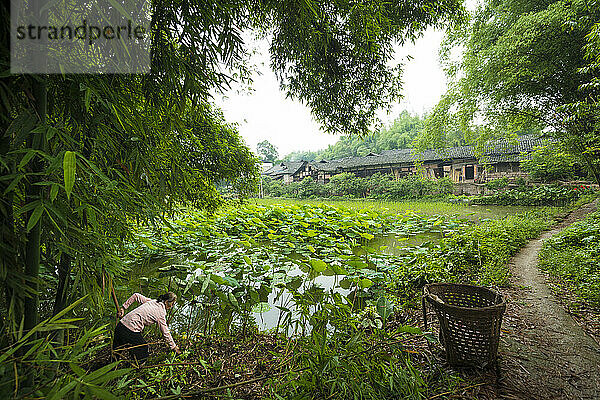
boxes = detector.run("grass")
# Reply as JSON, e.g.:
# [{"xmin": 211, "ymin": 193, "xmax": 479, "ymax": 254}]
[{"xmin": 253, "ymin": 197, "xmax": 549, "ymax": 221}]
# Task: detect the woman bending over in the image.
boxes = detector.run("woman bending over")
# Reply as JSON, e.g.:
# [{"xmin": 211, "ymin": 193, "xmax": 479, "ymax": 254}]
[{"xmin": 113, "ymin": 292, "xmax": 181, "ymax": 363}]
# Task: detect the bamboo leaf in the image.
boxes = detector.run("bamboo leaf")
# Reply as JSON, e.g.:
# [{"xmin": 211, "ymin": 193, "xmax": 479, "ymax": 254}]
[
  {"xmin": 3, "ymin": 174, "xmax": 24, "ymax": 194},
  {"xmin": 87, "ymin": 207, "xmax": 98, "ymax": 229},
  {"xmin": 69, "ymin": 362, "xmax": 86, "ymax": 377},
  {"xmin": 106, "ymin": 0, "xmax": 132, "ymax": 19},
  {"xmin": 87, "ymin": 385, "xmax": 119, "ymax": 400},
  {"xmin": 46, "ymin": 126, "xmax": 58, "ymax": 140},
  {"xmin": 26, "ymin": 204, "xmax": 44, "ymax": 232},
  {"xmin": 50, "ymin": 184, "xmax": 59, "ymax": 201},
  {"xmin": 63, "ymin": 151, "xmax": 76, "ymax": 200},
  {"xmin": 87, "ymin": 362, "xmax": 128, "ymax": 386},
  {"xmin": 48, "ymin": 380, "xmax": 77, "ymax": 400},
  {"xmin": 17, "ymin": 150, "xmax": 36, "ymax": 170}
]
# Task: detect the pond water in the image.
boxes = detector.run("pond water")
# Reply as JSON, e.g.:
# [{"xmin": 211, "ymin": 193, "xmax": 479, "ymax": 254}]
[
  {"xmin": 251, "ymin": 268, "xmax": 350, "ymax": 333},
  {"xmin": 369, "ymin": 233, "xmax": 442, "ymax": 255},
  {"xmin": 249, "ymin": 232, "xmax": 439, "ymax": 332}
]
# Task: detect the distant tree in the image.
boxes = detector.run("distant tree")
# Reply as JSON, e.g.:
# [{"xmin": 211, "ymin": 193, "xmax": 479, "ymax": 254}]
[
  {"xmin": 282, "ymin": 150, "xmax": 321, "ymax": 161},
  {"xmin": 257, "ymin": 140, "xmax": 279, "ymax": 162},
  {"xmin": 283, "ymin": 111, "xmax": 428, "ymax": 160}
]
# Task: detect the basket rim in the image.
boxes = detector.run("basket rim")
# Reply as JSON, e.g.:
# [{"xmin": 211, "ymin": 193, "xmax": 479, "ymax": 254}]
[{"xmin": 423, "ymin": 282, "xmax": 506, "ymax": 312}]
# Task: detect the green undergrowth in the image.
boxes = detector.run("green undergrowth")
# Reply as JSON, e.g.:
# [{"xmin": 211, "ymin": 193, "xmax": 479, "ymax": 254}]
[
  {"xmin": 389, "ymin": 208, "xmax": 558, "ymax": 306},
  {"xmin": 539, "ymin": 209, "xmax": 600, "ymax": 307},
  {"xmin": 254, "ymin": 197, "xmax": 537, "ymax": 220},
  {"xmin": 446, "ymin": 210, "xmax": 557, "ymax": 285},
  {"xmin": 3, "ymin": 201, "xmax": 568, "ymax": 399}
]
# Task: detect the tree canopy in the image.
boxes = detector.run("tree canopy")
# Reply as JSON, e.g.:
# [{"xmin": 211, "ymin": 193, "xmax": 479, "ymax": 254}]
[
  {"xmin": 257, "ymin": 140, "xmax": 279, "ymax": 162},
  {"xmin": 284, "ymin": 111, "xmax": 448, "ymax": 161}
]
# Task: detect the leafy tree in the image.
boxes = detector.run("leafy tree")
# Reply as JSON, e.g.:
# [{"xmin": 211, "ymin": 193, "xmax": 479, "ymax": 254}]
[
  {"xmin": 419, "ymin": 0, "xmax": 600, "ymax": 182},
  {"xmin": 268, "ymin": 1, "xmax": 465, "ymax": 136},
  {"xmin": 257, "ymin": 140, "xmax": 279, "ymax": 162},
  {"xmin": 328, "ymin": 172, "xmax": 368, "ymax": 197},
  {"xmin": 262, "ymin": 176, "xmax": 285, "ymax": 197},
  {"xmin": 521, "ymin": 142, "xmax": 580, "ymax": 182}
]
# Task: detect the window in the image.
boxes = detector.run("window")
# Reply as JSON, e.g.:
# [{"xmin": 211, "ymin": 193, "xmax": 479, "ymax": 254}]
[{"xmin": 465, "ymin": 165, "xmax": 474, "ymax": 180}]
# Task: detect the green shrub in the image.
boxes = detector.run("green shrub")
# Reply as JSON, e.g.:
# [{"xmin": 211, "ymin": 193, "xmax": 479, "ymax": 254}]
[
  {"xmin": 520, "ymin": 143, "xmax": 580, "ymax": 182},
  {"xmin": 539, "ymin": 210, "xmax": 600, "ymax": 307},
  {"xmin": 262, "ymin": 176, "xmax": 285, "ymax": 197},
  {"xmin": 443, "ymin": 213, "xmax": 552, "ymax": 285},
  {"xmin": 389, "ymin": 210, "xmax": 555, "ymax": 304},
  {"xmin": 274, "ymin": 309, "xmax": 425, "ymax": 400},
  {"xmin": 298, "ymin": 176, "xmax": 321, "ymax": 198},
  {"xmin": 329, "ymin": 172, "xmax": 369, "ymax": 197},
  {"xmin": 262, "ymin": 172, "xmax": 453, "ymax": 200},
  {"xmin": 485, "ymin": 177, "xmax": 509, "ymax": 191},
  {"xmin": 436, "ymin": 177, "xmax": 454, "ymax": 196},
  {"xmin": 472, "ymin": 185, "xmax": 594, "ymax": 206}
]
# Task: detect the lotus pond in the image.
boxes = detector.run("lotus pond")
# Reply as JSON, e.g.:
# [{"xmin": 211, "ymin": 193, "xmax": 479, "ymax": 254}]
[
  {"xmin": 123, "ymin": 200, "xmax": 559, "ymax": 336},
  {"xmin": 112, "ymin": 200, "xmax": 566, "ymax": 398},
  {"xmin": 254, "ymin": 197, "xmax": 541, "ymax": 221}
]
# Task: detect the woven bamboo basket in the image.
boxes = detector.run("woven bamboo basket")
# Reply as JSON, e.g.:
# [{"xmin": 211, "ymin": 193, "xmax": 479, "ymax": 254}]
[{"xmin": 422, "ymin": 283, "xmax": 506, "ymax": 368}]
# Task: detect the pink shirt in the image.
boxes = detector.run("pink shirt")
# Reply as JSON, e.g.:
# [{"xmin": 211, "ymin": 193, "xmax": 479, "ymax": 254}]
[{"xmin": 120, "ymin": 293, "xmax": 177, "ymax": 350}]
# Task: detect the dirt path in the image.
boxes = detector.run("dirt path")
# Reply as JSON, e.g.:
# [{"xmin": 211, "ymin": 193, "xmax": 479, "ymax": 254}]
[{"xmin": 499, "ymin": 201, "xmax": 600, "ymax": 399}]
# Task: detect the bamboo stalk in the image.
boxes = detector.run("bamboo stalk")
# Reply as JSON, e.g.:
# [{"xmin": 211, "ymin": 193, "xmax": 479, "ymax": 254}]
[{"xmin": 109, "ymin": 276, "xmax": 120, "ymax": 317}]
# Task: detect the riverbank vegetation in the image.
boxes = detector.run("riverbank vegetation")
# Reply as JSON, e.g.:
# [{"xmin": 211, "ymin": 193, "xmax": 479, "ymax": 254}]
[{"xmin": 261, "ymin": 172, "xmax": 595, "ymax": 208}]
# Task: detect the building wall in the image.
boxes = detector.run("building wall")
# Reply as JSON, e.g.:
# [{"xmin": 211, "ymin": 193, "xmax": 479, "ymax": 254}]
[
  {"xmin": 288, "ymin": 157, "xmax": 529, "ymax": 185},
  {"xmin": 453, "ymin": 183, "xmax": 486, "ymax": 195},
  {"xmin": 260, "ymin": 162, "xmax": 273, "ymax": 173}
]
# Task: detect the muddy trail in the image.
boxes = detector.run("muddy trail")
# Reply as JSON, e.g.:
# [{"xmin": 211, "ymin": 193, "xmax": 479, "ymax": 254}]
[{"xmin": 498, "ymin": 201, "xmax": 600, "ymax": 399}]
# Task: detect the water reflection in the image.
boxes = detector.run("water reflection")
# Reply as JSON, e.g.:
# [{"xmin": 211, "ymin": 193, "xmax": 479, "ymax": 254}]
[{"xmin": 251, "ymin": 267, "xmax": 351, "ymax": 333}]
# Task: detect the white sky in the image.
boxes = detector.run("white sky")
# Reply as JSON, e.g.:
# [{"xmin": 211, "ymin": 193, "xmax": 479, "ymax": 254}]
[{"xmin": 215, "ymin": 28, "xmax": 448, "ymax": 158}]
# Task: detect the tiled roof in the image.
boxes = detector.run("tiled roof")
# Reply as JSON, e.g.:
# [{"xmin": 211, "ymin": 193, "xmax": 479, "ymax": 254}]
[
  {"xmin": 264, "ymin": 161, "xmax": 306, "ymax": 176},
  {"xmin": 335, "ymin": 135, "xmax": 545, "ymax": 172}
]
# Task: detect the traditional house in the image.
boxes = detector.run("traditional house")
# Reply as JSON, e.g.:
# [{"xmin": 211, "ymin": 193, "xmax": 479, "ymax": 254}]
[
  {"xmin": 264, "ymin": 135, "xmax": 547, "ymax": 185},
  {"xmin": 263, "ymin": 161, "xmax": 307, "ymax": 184},
  {"xmin": 260, "ymin": 160, "xmax": 273, "ymax": 173}
]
